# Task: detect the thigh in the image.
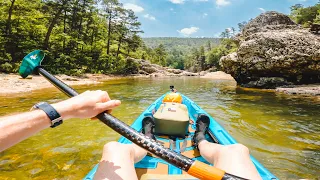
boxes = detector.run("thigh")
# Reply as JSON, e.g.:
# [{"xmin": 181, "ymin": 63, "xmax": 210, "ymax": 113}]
[
  {"xmin": 213, "ymin": 144, "xmax": 262, "ymax": 180},
  {"xmin": 94, "ymin": 142, "xmax": 138, "ymax": 180}
]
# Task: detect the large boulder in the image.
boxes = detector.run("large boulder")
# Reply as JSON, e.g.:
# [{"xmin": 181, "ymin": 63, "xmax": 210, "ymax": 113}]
[
  {"xmin": 220, "ymin": 11, "xmax": 320, "ymax": 88},
  {"xmin": 132, "ymin": 59, "xmax": 158, "ymax": 74},
  {"xmin": 167, "ymin": 68, "xmax": 184, "ymax": 74}
]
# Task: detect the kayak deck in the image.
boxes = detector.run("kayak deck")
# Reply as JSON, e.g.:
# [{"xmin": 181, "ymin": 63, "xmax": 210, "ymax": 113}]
[{"xmin": 84, "ymin": 93, "xmax": 277, "ymax": 180}]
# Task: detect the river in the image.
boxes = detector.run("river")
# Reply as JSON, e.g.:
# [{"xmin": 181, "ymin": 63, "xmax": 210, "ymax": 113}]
[{"xmin": 0, "ymin": 77, "xmax": 319, "ymax": 179}]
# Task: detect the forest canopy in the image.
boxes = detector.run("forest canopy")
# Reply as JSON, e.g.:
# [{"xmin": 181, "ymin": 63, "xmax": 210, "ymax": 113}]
[
  {"xmin": 1, "ymin": 0, "xmax": 318, "ymax": 75},
  {"xmin": 0, "ymin": 0, "xmax": 148, "ymax": 75}
]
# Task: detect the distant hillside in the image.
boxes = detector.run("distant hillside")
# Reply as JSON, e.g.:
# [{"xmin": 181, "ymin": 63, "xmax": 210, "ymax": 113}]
[{"xmin": 142, "ymin": 37, "xmax": 220, "ymax": 52}]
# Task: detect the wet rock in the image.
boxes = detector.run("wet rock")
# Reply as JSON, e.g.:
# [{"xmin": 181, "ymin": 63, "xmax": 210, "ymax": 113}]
[
  {"xmin": 149, "ymin": 73, "xmax": 165, "ymax": 77},
  {"xmin": 167, "ymin": 68, "xmax": 183, "ymax": 74},
  {"xmin": 180, "ymin": 71, "xmax": 198, "ymax": 76},
  {"xmin": 199, "ymin": 71, "xmax": 208, "ymax": 76},
  {"xmin": 245, "ymin": 77, "xmax": 293, "ymax": 89},
  {"xmin": 138, "ymin": 70, "xmax": 149, "ymax": 75},
  {"xmin": 276, "ymin": 85, "xmax": 320, "ymax": 96},
  {"xmin": 29, "ymin": 168, "xmax": 43, "ymax": 175},
  {"xmin": 220, "ymin": 11, "xmax": 320, "ymax": 89}
]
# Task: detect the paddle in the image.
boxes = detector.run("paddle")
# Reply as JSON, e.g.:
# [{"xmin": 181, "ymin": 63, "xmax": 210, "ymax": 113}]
[{"xmin": 19, "ymin": 50, "xmax": 246, "ymax": 180}]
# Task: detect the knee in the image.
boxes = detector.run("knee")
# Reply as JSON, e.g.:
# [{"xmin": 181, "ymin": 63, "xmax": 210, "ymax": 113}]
[
  {"xmin": 102, "ymin": 141, "xmax": 134, "ymax": 158},
  {"xmin": 225, "ymin": 144, "xmax": 249, "ymax": 155},
  {"xmin": 103, "ymin": 141, "xmax": 121, "ymax": 154}
]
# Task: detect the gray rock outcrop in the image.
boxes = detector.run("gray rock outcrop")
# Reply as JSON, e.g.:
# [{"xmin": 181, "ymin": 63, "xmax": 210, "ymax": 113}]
[
  {"xmin": 128, "ymin": 58, "xmax": 198, "ymax": 77},
  {"xmin": 220, "ymin": 11, "xmax": 320, "ymax": 88}
]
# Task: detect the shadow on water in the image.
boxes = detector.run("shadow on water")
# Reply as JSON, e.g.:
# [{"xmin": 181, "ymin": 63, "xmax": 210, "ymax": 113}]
[{"xmin": 0, "ymin": 77, "xmax": 319, "ymax": 179}]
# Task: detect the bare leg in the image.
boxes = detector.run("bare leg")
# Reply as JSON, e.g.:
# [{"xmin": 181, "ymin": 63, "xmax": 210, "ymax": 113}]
[
  {"xmin": 198, "ymin": 140, "xmax": 262, "ymax": 180},
  {"xmin": 94, "ymin": 141, "xmax": 147, "ymax": 180}
]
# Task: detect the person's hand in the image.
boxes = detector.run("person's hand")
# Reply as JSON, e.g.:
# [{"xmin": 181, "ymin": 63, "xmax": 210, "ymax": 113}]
[{"xmin": 52, "ymin": 90, "xmax": 121, "ymax": 120}]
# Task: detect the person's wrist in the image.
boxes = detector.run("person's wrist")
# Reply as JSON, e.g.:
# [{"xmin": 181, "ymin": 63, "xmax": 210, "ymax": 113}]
[{"xmin": 51, "ymin": 102, "xmax": 73, "ymax": 120}]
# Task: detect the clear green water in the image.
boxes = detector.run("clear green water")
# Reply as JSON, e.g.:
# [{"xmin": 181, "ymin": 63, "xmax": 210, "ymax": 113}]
[{"xmin": 0, "ymin": 77, "xmax": 319, "ymax": 179}]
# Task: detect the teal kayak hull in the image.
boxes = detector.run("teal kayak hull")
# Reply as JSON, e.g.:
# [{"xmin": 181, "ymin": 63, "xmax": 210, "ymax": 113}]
[{"xmin": 84, "ymin": 93, "xmax": 277, "ymax": 180}]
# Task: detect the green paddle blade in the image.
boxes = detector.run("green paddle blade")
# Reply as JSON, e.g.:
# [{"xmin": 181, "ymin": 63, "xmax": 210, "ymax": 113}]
[{"xmin": 19, "ymin": 50, "xmax": 45, "ymax": 78}]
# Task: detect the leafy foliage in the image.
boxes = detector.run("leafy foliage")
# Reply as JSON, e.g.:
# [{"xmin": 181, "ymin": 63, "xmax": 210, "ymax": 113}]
[
  {"xmin": 0, "ymin": 0, "xmax": 143, "ymax": 75},
  {"xmin": 206, "ymin": 39, "xmax": 238, "ymax": 69},
  {"xmin": 142, "ymin": 37, "xmax": 221, "ymax": 71},
  {"xmin": 290, "ymin": 2, "xmax": 320, "ymax": 27},
  {"xmin": 143, "ymin": 37, "xmax": 220, "ymax": 53}
]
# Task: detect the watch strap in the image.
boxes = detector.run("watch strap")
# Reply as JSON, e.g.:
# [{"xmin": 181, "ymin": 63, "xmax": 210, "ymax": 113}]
[{"xmin": 33, "ymin": 102, "xmax": 63, "ymax": 128}]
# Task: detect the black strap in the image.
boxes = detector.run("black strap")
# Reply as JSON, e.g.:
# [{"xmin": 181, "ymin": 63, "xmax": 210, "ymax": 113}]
[{"xmin": 33, "ymin": 102, "xmax": 63, "ymax": 128}]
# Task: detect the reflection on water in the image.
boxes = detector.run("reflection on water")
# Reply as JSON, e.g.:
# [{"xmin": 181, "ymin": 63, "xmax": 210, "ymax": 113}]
[{"xmin": 0, "ymin": 77, "xmax": 319, "ymax": 179}]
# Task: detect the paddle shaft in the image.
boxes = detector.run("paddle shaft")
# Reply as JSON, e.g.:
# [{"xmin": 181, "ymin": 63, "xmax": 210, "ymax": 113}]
[{"xmin": 37, "ymin": 67, "xmax": 246, "ymax": 180}]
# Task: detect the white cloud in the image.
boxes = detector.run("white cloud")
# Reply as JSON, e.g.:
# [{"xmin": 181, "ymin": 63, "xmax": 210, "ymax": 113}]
[
  {"xmin": 144, "ymin": 14, "xmax": 156, "ymax": 20},
  {"xmin": 177, "ymin": 26, "xmax": 199, "ymax": 36},
  {"xmin": 169, "ymin": 0, "xmax": 185, "ymax": 4},
  {"xmin": 170, "ymin": 8, "xmax": 174, "ymax": 11},
  {"xmin": 258, "ymin": 7, "xmax": 266, "ymax": 12},
  {"xmin": 194, "ymin": 0, "xmax": 209, "ymax": 2},
  {"xmin": 203, "ymin": 13, "xmax": 208, "ymax": 18},
  {"xmin": 216, "ymin": 0, "xmax": 230, "ymax": 6},
  {"xmin": 123, "ymin": 3, "xmax": 144, "ymax": 13}
]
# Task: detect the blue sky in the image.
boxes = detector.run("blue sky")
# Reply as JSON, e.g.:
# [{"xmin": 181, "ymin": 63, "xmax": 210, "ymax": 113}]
[{"xmin": 120, "ymin": 0, "xmax": 319, "ymax": 37}]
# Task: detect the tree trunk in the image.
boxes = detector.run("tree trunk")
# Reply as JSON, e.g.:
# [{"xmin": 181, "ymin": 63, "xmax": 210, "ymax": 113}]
[
  {"xmin": 44, "ymin": 7, "xmax": 64, "ymax": 50},
  {"xmin": 90, "ymin": 27, "xmax": 95, "ymax": 53},
  {"xmin": 106, "ymin": 10, "xmax": 112, "ymax": 55},
  {"xmin": 116, "ymin": 36, "xmax": 122, "ymax": 58},
  {"xmin": 78, "ymin": 0, "xmax": 86, "ymax": 39},
  {"xmin": 6, "ymin": 0, "xmax": 15, "ymax": 36},
  {"xmin": 5, "ymin": 0, "xmax": 16, "ymax": 60},
  {"xmin": 63, "ymin": 9, "xmax": 66, "ymax": 52}
]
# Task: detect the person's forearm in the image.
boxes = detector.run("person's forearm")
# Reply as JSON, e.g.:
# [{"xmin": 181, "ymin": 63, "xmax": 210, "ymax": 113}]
[
  {"xmin": 0, "ymin": 90, "xmax": 120, "ymax": 152},
  {"xmin": 0, "ymin": 110, "xmax": 51, "ymax": 152}
]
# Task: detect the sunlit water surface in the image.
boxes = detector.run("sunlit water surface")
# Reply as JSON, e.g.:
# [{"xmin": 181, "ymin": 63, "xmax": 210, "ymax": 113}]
[{"xmin": 0, "ymin": 77, "xmax": 319, "ymax": 179}]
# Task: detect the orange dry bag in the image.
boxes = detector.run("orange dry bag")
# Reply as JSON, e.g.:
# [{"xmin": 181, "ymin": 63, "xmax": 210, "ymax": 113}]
[{"xmin": 162, "ymin": 93, "xmax": 183, "ymax": 103}]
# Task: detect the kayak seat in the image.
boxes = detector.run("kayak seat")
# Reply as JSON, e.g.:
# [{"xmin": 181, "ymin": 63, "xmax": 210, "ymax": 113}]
[{"xmin": 153, "ymin": 102, "xmax": 189, "ymax": 138}]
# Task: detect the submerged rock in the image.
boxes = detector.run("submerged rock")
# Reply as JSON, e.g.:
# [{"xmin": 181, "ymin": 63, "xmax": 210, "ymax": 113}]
[
  {"xmin": 220, "ymin": 11, "xmax": 320, "ymax": 89},
  {"xmin": 276, "ymin": 85, "xmax": 320, "ymax": 96}
]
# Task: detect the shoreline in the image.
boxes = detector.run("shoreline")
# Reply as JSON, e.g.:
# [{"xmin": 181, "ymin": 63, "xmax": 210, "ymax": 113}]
[
  {"xmin": 1, "ymin": 73, "xmax": 319, "ymax": 98},
  {"xmin": 0, "ymin": 73, "xmax": 132, "ymax": 95}
]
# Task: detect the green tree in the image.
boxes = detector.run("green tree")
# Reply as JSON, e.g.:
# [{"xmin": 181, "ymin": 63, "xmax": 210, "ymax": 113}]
[
  {"xmin": 154, "ymin": 44, "xmax": 167, "ymax": 66},
  {"xmin": 102, "ymin": 0, "xmax": 120, "ymax": 55},
  {"xmin": 206, "ymin": 40, "xmax": 212, "ymax": 51},
  {"xmin": 238, "ymin": 21, "xmax": 247, "ymax": 32},
  {"xmin": 206, "ymin": 39, "xmax": 238, "ymax": 69},
  {"xmin": 290, "ymin": 3, "xmax": 320, "ymax": 27},
  {"xmin": 0, "ymin": 0, "xmax": 147, "ymax": 74}
]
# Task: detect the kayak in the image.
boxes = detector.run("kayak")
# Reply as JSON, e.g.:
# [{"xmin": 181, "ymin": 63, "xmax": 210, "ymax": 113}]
[{"xmin": 84, "ymin": 92, "xmax": 277, "ymax": 180}]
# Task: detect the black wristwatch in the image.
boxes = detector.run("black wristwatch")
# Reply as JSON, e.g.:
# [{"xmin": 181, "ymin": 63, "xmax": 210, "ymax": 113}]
[{"xmin": 32, "ymin": 102, "xmax": 63, "ymax": 128}]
